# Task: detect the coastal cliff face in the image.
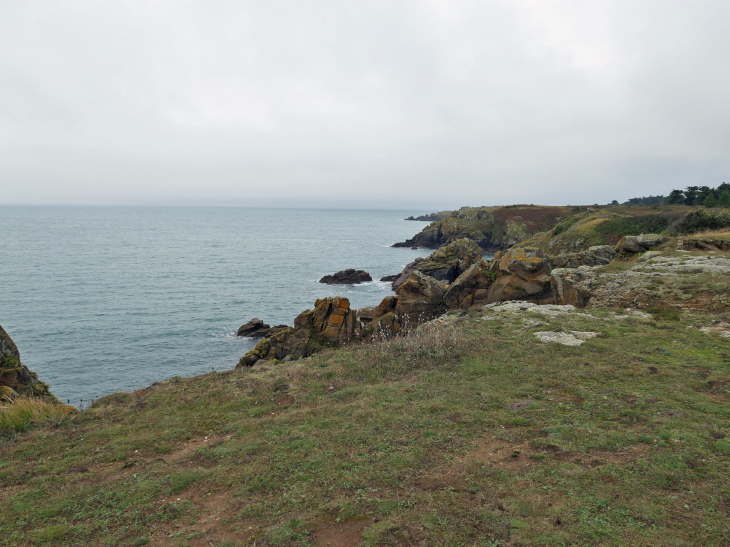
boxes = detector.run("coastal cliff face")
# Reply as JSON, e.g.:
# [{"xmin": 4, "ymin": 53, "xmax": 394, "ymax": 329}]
[
  {"xmin": 0, "ymin": 325, "xmax": 56, "ymax": 401},
  {"xmin": 393, "ymin": 205, "xmax": 575, "ymax": 251}
]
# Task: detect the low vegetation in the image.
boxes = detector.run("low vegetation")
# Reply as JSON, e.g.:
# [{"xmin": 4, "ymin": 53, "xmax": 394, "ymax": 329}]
[
  {"xmin": 0, "ymin": 397, "xmax": 75, "ymax": 438},
  {"xmin": 1, "ymin": 296, "xmax": 729, "ymax": 546}
]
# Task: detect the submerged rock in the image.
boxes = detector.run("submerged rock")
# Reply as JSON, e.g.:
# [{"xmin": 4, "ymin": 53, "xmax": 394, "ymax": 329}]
[
  {"xmin": 319, "ymin": 269, "xmax": 372, "ymax": 285},
  {"xmin": 1, "ymin": 325, "xmax": 56, "ymax": 401}
]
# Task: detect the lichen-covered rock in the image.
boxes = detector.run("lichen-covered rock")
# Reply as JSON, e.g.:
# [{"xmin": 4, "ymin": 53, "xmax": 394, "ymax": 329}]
[
  {"xmin": 616, "ymin": 234, "xmax": 664, "ymax": 254},
  {"xmin": 552, "ymin": 245, "xmax": 616, "ymax": 268},
  {"xmin": 443, "ymin": 259, "xmax": 496, "ymax": 310},
  {"xmin": 0, "ymin": 325, "xmax": 56, "ymax": 401},
  {"xmin": 237, "ymin": 297, "xmax": 368, "ymax": 367},
  {"xmin": 392, "ymin": 238, "xmax": 482, "ymax": 289},
  {"xmin": 395, "ymin": 272, "xmax": 446, "ymax": 328},
  {"xmin": 486, "ymin": 247, "xmax": 554, "ymax": 304}
]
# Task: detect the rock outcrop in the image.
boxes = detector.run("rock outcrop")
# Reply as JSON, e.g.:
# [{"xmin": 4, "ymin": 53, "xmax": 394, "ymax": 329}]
[
  {"xmin": 392, "ymin": 238, "xmax": 482, "ymax": 289},
  {"xmin": 1, "ymin": 325, "xmax": 56, "ymax": 402},
  {"xmin": 237, "ymin": 318, "xmax": 289, "ymax": 338},
  {"xmin": 395, "ymin": 272, "xmax": 447, "ymax": 329},
  {"xmin": 676, "ymin": 238, "xmax": 730, "ymax": 252},
  {"xmin": 486, "ymin": 248, "xmax": 554, "ymax": 304},
  {"xmin": 615, "ymin": 234, "xmax": 664, "ymax": 254},
  {"xmin": 552, "ymin": 245, "xmax": 616, "ymax": 268},
  {"xmin": 237, "ymin": 297, "xmax": 369, "ymax": 367},
  {"xmin": 443, "ymin": 259, "xmax": 495, "ymax": 310},
  {"xmin": 551, "ymin": 253, "xmax": 730, "ymax": 312},
  {"xmin": 319, "ymin": 269, "xmax": 372, "ymax": 285}
]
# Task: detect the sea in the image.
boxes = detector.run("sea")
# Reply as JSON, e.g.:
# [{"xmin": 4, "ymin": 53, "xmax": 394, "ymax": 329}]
[{"xmin": 0, "ymin": 206, "xmax": 431, "ymax": 406}]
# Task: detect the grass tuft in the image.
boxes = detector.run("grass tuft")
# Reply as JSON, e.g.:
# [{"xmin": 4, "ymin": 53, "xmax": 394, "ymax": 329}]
[{"xmin": 0, "ymin": 397, "xmax": 75, "ymax": 437}]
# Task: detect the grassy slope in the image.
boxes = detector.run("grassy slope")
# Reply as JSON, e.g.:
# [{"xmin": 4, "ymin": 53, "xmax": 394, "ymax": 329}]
[
  {"xmin": 519, "ymin": 206, "xmax": 693, "ymax": 253},
  {"xmin": 2, "ymin": 300, "xmax": 730, "ymax": 545}
]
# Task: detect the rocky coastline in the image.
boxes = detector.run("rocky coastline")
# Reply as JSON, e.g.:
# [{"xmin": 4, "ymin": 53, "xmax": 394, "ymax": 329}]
[{"xmin": 237, "ymin": 228, "xmax": 730, "ymax": 368}]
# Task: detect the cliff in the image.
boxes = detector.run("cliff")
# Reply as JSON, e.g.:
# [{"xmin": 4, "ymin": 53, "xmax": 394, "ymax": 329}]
[{"xmin": 393, "ymin": 205, "xmax": 577, "ymax": 250}]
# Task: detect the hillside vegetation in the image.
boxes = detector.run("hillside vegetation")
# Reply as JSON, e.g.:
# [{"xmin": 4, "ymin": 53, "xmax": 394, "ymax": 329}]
[{"xmin": 518, "ymin": 206, "xmax": 696, "ymax": 254}]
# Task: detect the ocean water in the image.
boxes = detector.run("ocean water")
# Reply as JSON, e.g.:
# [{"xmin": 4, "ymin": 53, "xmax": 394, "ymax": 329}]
[{"xmin": 0, "ymin": 207, "xmax": 429, "ymax": 405}]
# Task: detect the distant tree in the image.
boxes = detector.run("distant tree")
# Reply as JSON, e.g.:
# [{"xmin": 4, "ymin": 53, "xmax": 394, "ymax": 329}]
[
  {"xmin": 717, "ymin": 182, "xmax": 730, "ymax": 194},
  {"xmin": 667, "ymin": 190, "xmax": 685, "ymax": 205},
  {"xmin": 698, "ymin": 185, "xmax": 714, "ymax": 203},
  {"xmin": 704, "ymin": 193, "xmax": 719, "ymax": 208},
  {"xmin": 719, "ymin": 190, "xmax": 730, "ymax": 208},
  {"xmin": 684, "ymin": 186, "xmax": 700, "ymax": 205},
  {"xmin": 610, "ymin": 200, "xmax": 619, "ymax": 206}
]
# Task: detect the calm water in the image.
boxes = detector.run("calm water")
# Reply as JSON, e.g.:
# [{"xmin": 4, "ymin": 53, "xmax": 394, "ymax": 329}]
[{"xmin": 0, "ymin": 207, "xmax": 428, "ymax": 405}]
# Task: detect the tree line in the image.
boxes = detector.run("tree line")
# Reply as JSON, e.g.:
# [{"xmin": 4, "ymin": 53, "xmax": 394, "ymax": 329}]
[{"xmin": 667, "ymin": 183, "xmax": 730, "ymax": 207}]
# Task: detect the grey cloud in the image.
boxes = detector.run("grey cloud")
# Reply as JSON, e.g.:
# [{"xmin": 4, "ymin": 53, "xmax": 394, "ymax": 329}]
[{"xmin": 1, "ymin": 1, "xmax": 728, "ymax": 208}]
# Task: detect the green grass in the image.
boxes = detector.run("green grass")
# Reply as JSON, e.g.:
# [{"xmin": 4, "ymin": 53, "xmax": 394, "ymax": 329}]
[{"xmin": 1, "ymin": 307, "xmax": 729, "ymax": 545}]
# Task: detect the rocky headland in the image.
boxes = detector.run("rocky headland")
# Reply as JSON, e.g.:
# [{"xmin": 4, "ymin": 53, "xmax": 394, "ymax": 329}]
[{"xmin": 404, "ymin": 211, "xmax": 451, "ymax": 221}]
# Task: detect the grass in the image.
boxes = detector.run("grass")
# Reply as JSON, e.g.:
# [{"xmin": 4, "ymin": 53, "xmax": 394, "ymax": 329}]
[
  {"xmin": 0, "ymin": 397, "xmax": 76, "ymax": 438},
  {"xmin": 1, "ymin": 306, "xmax": 729, "ymax": 546}
]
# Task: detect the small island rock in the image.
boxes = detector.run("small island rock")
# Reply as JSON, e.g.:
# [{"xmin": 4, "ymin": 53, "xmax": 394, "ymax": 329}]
[{"xmin": 319, "ymin": 269, "xmax": 372, "ymax": 285}]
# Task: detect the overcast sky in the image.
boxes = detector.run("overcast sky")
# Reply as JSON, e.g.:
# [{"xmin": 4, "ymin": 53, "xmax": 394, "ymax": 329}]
[{"xmin": 1, "ymin": 1, "xmax": 728, "ymax": 209}]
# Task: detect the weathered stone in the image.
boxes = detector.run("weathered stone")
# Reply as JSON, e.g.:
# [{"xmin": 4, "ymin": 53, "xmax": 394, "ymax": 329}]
[
  {"xmin": 676, "ymin": 238, "xmax": 730, "ymax": 252},
  {"xmin": 616, "ymin": 234, "xmax": 664, "ymax": 254},
  {"xmin": 443, "ymin": 259, "xmax": 495, "ymax": 310},
  {"xmin": 550, "ymin": 267, "xmax": 594, "ymax": 307},
  {"xmin": 486, "ymin": 247, "xmax": 554, "ymax": 304},
  {"xmin": 392, "ymin": 238, "xmax": 482, "ymax": 289},
  {"xmin": 552, "ymin": 246, "xmax": 615, "ymax": 269},
  {"xmin": 237, "ymin": 318, "xmax": 268, "ymax": 336},
  {"xmin": 0, "ymin": 325, "xmax": 57, "ymax": 401},
  {"xmin": 395, "ymin": 271, "xmax": 446, "ymax": 328},
  {"xmin": 237, "ymin": 297, "xmax": 366, "ymax": 367},
  {"xmin": 319, "ymin": 269, "xmax": 372, "ymax": 285}
]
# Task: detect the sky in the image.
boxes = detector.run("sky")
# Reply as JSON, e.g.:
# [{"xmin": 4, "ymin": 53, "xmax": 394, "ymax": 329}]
[{"xmin": 1, "ymin": 1, "xmax": 728, "ymax": 210}]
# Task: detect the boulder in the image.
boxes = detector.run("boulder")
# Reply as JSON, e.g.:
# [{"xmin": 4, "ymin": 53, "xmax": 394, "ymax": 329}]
[
  {"xmin": 392, "ymin": 238, "xmax": 482, "ymax": 289},
  {"xmin": 395, "ymin": 272, "xmax": 446, "ymax": 328},
  {"xmin": 237, "ymin": 318, "xmax": 267, "ymax": 336},
  {"xmin": 380, "ymin": 274, "xmax": 398, "ymax": 282},
  {"xmin": 319, "ymin": 269, "xmax": 372, "ymax": 285},
  {"xmin": 0, "ymin": 325, "xmax": 56, "ymax": 401},
  {"xmin": 443, "ymin": 259, "xmax": 495, "ymax": 310},
  {"xmin": 237, "ymin": 318, "xmax": 289, "ymax": 338},
  {"xmin": 486, "ymin": 247, "xmax": 554, "ymax": 304},
  {"xmin": 616, "ymin": 234, "xmax": 664, "ymax": 254}
]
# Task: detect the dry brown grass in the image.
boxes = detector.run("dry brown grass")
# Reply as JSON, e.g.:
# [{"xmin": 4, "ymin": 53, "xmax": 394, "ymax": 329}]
[
  {"xmin": 683, "ymin": 229, "xmax": 730, "ymax": 239},
  {"xmin": 0, "ymin": 396, "xmax": 76, "ymax": 437}
]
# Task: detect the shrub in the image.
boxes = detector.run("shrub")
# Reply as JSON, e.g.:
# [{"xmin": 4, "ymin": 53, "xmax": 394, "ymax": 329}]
[{"xmin": 676, "ymin": 209, "xmax": 730, "ymax": 234}]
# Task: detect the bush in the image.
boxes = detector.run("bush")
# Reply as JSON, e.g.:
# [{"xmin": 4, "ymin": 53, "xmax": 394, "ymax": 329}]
[{"xmin": 676, "ymin": 209, "xmax": 730, "ymax": 234}]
